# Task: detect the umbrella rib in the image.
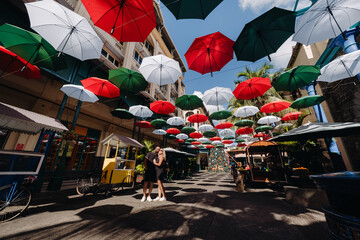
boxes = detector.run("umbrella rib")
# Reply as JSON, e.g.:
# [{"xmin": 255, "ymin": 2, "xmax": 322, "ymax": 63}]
[{"xmin": 124, "ymin": 2, "xmax": 149, "ymax": 41}]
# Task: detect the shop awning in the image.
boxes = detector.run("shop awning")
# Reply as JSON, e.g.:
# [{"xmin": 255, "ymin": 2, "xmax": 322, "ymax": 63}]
[
  {"xmin": 270, "ymin": 122, "xmax": 360, "ymax": 142},
  {"xmin": 164, "ymin": 147, "xmax": 196, "ymax": 156},
  {"xmin": 0, "ymin": 102, "xmax": 68, "ymax": 134},
  {"xmin": 101, "ymin": 133, "xmax": 143, "ymax": 148}
]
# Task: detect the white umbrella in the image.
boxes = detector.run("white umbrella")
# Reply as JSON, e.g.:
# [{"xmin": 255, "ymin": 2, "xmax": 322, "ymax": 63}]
[
  {"xmin": 212, "ymin": 140, "xmax": 222, "ymax": 145},
  {"xmin": 176, "ymin": 133, "xmax": 188, "ymax": 140},
  {"xmin": 220, "ymin": 129, "xmax": 235, "ymax": 137},
  {"xmin": 202, "ymin": 87, "xmax": 234, "ymax": 105},
  {"xmin": 187, "ymin": 145, "xmax": 197, "ymax": 149},
  {"xmin": 293, "ymin": 0, "xmax": 360, "ymax": 45},
  {"xmin": 129, "ymin": 105, "xmax": 153, "ymax": 118},
  {"xmin": 60, "ymin": 84, "xmax": 98, "ymax": 103},
  {"xmin": 139, "ymin": 55, "xmax": 182, "ymax": 86},
  {"xmin": 205, "ymin": 104, "xmax": 225, "ymax": 114},
  {"xmin": 25, "ymin": 0, "xmax": 103, "ymax": 61},
  {"xmin": 275, "ymin": 123, "xmax": 293, "ymax": 130},
  {"xmin": 198, "ymin": 137, "xmax": 209, "ymax": 143},
  {"xmin": 257, "ymin": 116, "xmax": 281, "ymax": 125},
  {"xmin": 234, "ymin": 106, "xmax": 259, "ymax": 118},
  {"xmin": 167, "ymin": 117, "xmax": 185, "ymax": 126},
  {"xmin": 198, "ymin": 124, "xmax": 214, "ymax": 132},
  {"xmin": 318, "ymin": 50, "xmax": 360, "ymax": 83},
  {"xmin": 193, "ymin": 91, "xmax": 203, "ymax": 99},
  {"xmin": 153, "ymin": 129, "xmax": 167, "ymax": 135},
  {"xmin": 238, "ymin": 135, "xmax": 250, "ymax": 139}
]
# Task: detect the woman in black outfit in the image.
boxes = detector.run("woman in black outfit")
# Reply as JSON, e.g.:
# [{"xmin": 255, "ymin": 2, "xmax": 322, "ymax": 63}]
[{"xmin": 153, "ymin": 148, "xmax": 166, "ymax": 201}]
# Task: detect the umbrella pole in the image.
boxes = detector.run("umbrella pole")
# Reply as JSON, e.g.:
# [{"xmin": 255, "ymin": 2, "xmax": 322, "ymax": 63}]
[
  {"xmin": 58, "ymin": 27, "xmax": 76, "ymax": 57},
  {"xmin": 22, "ymin": 44, "xmax": 41, "ymax": 71},
  {"xmin": 111, "ymin": 1, "xmax": 125, "ymax": 34},
  {"xmin": 327, "ymin": 7, "xmax": 347, "ymax": 40},
  {"xmin": 207, "ymin": 49, "xmax": 213, "ymax": 77},
  {"xmin": 71, "ymin": 100, "xmax": 83, "ymax": 130},
  {"xmin": 259, "ymin": 36, "xmax": 271, "ymax": 61},
  {"xmin": 132, "ymin": 117, "xmax": 136, "ymax": 139},
  {"xmin": 137, "ymin": 126, "xmax": 141, "ymax": 141}
]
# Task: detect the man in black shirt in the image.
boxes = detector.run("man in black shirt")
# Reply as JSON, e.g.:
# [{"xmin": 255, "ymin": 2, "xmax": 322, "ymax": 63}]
[{"xmin": 141, "ymin": 146, "xmax": 160, "ymax": 202}]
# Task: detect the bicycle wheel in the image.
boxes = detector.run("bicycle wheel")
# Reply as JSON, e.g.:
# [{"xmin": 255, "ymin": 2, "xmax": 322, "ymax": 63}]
[
  {"xmin": 0, "ymin": 184, "xmax": 31, "ymax": 222},
  {"xmin": 76, "ymin": 177, "xmax": 94, "ymax": 196},
  {"xmin": 120, "ymin": 175, "xmax": 135, "ymax": 190}
]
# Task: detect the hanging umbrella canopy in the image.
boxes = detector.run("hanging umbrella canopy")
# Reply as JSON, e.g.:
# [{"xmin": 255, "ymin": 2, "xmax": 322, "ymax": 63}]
[
  {"xmin": 25, "ymin": 0, "xmax": 103, "ymax": 61},
  {"xmin": 181, "ymin": 126, "xmax": 196, "ymax": 134},
  {"xmin": 81, "ymin": 77, "xmax": 120, "ymax": 98},
  {"xmin": 222, "ymin": 140, "xmax": 234, "ymax": 144},
  {"xmin": 60, "ymin": 84, "xmax": 99, "ymax": 103},
  {"xmin": 202, "ymin": 87, "xmax": 234, "ymax": 105},
  {"xmin": 238, "ymin": 143, "xmax": 247, "ymax": 147},
  {"xmin": 212, "ymin": 140, "xmax": 222, "ymax": 145},
  {"xmin": 189, "ymin": 132, "xmax": 203, "ymax": 139},
  {"xmin": 166, "ymin": 134, "xmax": 176, "ymax": 140},
  {"xmin": 233, "ymin": 77, "xmax": 271, "ymax": 100},
  {"xmin": 160, "ymin": 0, "xmax": 223, "ymax": 20},
  {"xmin": 186, "ymin": 138, "xmax": 196, "ymax": 143},
  {"xmin": 210, "ymin": 110, "xmax": 232, "ymax": 120},
  {"xmin": 281, "ymin": 112, "xmax": 304, "ymax": 121},
  {"xmin": 175, "ymin": 94, "xmax": 203, "ymax": 110},
  {"xmin": 236, "ymin": 127, "xmax": 253, "ymax": 135},
  {"xmin": 139, "ymin": 55, "xmax": 182, "ymax": 86},
  {"xmin": 290, "ymin": 95, "xmax": 326, "ymax": 109},
  {"xmin": 198, "ymin": 137, "xmax": 209, "ymax": 143},
  {"xmin": 238, "ymin": 134, "xmax": 250, "ymax": 139},
  {"xmin": 235, "ymin": 119, "xmax": 254, "ymax": 127},
  {"xmin": 188, "ymin": 114, "xmax": 208, "ymax": 123},
  {"xmin": 150, "ymin": 119, "xmax": 168, "ymax": 129},
  {"xmin": 233, "ymin": 7, "xmax": 296, "ymax": 62},
  {"xmin": 317, "ymin": 50, "xmax": 360, "ymax": 83},
  {"xmin": 202, "ymin": 141, "xmax": 212, "ymax": 145},
  {"xmin": 191, "ymin": 141, "xmax": 201, "ymax": 145},
  {"xmin": 215, "ymin": 122, "xmax": 233, "ymax": 129},
  {"xmin": 167, "ymin": 117, "xmax": 185, "ymax": 126},
  {"xmin": 275, "ymin": 123, "xmax": 293, "ymax": 130},
  {"xmin": 176, "ymin": 133, "xmax": 188, "ymax": 140},
  {"xmin": 235, "ymin": 139, "xmax": 245, "ymax": 143},
  {"xmin": 0, "ymin": 46, "xmax": 40, "ymax": 79},
  {"xmin": 198, "ymin": 124, "xmax": 214, "ymax": 132},
  {"xmin": 150, "ymin": 100, "xmax": 175, "ymax": 115},
  {"xmin": 203, "ymin": 131, "xmax": 217, "ymax": 138},
  {"xmin": 234, "ymin": 106, "xmax": 260, "ymax": 118},
  {"xmin": 260, "ymin": 100, "xmax": 291, "ymax": 113},
  {"xmin": 220, "ymin": 128, "xmax": 235, "ymax": 137},
  {"xmin": 223, "ymin": 136, "xmax": 235, "ymax": 140},
  {"xmin": 109, "ymin": 67, "xmax": 148, "ymax": 93},
  {"xmin": 272, "ymin": 65, "xmax": 321, "ymax": 91},
  {"xmin": 205, "ymin": 104, "xmax": 225, "ymax": 114},
  {"xmin": 153, "ymin": 129, "xmax": 167, "ymax": 135},
  {"xmin": 185, "ymin": 32, "xmax": 234, "ymax": 76},
  {"xmin": 166, "ymin": 128, "xmax": 181, "ymax": 135},
  {"xmin": 175, "ymin": 139, "xmax": 185, "ymax": 143},
  {"xmin": 292, "ymin": 0, "xmax": 360, "ymax": 45},
  {"xmin": 111, "ymin": 108, "xmax": 134, "ymax": 119},
  {"xmin": 0, "ymin": 24, "xmax": 65, "ymax": 71},
  {"xmin": 255, "ymin": 126, "xmax": 273, "ymax": 132},
  {"xmin": 129, "ymin": 105, "xmax": 153, "ymax": 118},
  {"xmin": 257, "ymin": 116, "xmax": 281, "ymax": 125},
  {"xmin": 206, "ymin": 145, "xmax": 215, "ymax": 149},
  {"xmin": 254, "ymin": 133, "xmax": 269, "ymax": 138},
  {"xmin": 198, "ymin": 144, "xmax": 207, "ymax": 149},
  {"xmin": 81, "ymin": 0, "xmax": 156, "ymax": 42},
  {"xmin": 136, "ymin": 121, "xmax": 152, "ymax": 128},
  {"xmin": 210, "ymin": 136, "xmax": 221, "ymax": 141}
]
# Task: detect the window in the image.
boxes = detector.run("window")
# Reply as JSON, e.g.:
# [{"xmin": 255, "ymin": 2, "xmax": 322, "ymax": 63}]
[
  {"xmin": 101, "ymin": 49, "xmax": 108, "ymax": 57},
  {"xmin": 170, "ymin": 92, "xmax": 176, "ymax": 102},
  {"xmin": 134, "ymin": 50, "xmax": 143, "ymax": 65},
  {"xmin": 114, "ymin": 60, "xmax": 120, "ymax": 67},
  {"xmin": 144, "ymin": 40, "xmax": 154, "ymax": 55},
  {"xmin": 108, "ymin": 55, "xmax": 114, "ymax": 63}
]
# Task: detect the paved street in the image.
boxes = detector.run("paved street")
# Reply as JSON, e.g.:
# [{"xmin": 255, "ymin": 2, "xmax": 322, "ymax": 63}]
[{"xmin": 0, "ymin": 172, "xmax": 329, "ymax": 240}]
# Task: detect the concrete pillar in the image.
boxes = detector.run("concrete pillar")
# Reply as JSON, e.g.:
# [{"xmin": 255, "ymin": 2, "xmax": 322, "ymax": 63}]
[{"xmin": 123, "ymin": 42, "xmax": 136, "ymax": 69}]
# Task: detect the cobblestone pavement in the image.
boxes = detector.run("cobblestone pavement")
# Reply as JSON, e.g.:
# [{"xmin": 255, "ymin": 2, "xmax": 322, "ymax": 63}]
[{"xmin": 0, "ymin": 171, "xmax": 329, "ymax": 240}]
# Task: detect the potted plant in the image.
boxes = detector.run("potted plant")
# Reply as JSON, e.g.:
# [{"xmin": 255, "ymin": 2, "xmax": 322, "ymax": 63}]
[{"xmin": 134, "ymin": 163, "xmax": 146, "ymax": 183}]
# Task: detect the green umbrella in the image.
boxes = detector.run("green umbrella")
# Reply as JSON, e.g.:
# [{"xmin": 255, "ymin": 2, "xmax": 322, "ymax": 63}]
[
  {"xmin": 0, "ymin": 23, "xmax": 65, "ymax": 70},
  {"xmin": 235, "ymin": 139, "xmax": 245, "ymax": 143},
  {"xmin": 223, "ymin": 136, "xmax": 235, "ymax": 140},
  {"xmin": 255, "ymin": 126, "xmax": 273, "ymax": 132},
  {"xmin": 184, "ymin": 142, "xmax": 191, "ymax": 145},
  {"xmin": 181, "ymin": 126, "xmax": 196, "ymax": 134},
  {"xmin": 290, "ymin": 95, "xmax": 326, "ymax": 109},
  {"xmin": 235, "ymin": 119, "xmax": 254, "ymax": 127},
  {"xmin": 202, "ymin": 141, "xmax": 212, "ymax": 144},
  {"xmin": 186, "ymin": 138, "xmax": 196, "ymax": 143},
  {"xmin": 216, "ymin": 144, "xmax": 224, "ymax": 148},
  {"xmin": 150, "ymin": 119, "xmax": 168, "ymax": 129},
  {"xmin": 273, "ymin": 132, "xmax": 282, "ymax": 136},
  {"xmin": 175, "ymin": 94, "xmax": 203, "ymax": 110},
  {"xmin": 167, "ymin": 134, "xmax": 176, "ymax": 140},
  {"xmin": 197, "ymin": 145, "xmax": 206, "ymax": 149},
  {"xmin": 109, "ymin": 67, "xmax": 148, "ymax": 93},
  {"xmin": 203, "ymin": 131, "xmax": 216, "ymax": 138},
  {"xmin": 272, "ymin": 65, "xmax": 321, "ymax": 91},
  {"xmin": 210, "ymin": 110, "xmax": 232, "ymax": 120},
  {"xmin": 233, "ymin": 7, "xmax": 296, "ymax": 62},
  {"xmin": 111, "ymin": 108, "xmax": 134, "ymax": 119},
  {"xmin": 160, "ymin": 0, "xmax": 223, "ymax": 20}
]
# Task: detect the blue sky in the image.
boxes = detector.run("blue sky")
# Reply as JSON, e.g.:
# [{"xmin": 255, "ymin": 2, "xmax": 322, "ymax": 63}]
[{"xmin": 159, "ymin": 0, "xmax": 312, "ymax": 95}]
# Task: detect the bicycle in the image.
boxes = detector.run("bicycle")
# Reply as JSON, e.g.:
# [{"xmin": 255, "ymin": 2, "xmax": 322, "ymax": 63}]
[{"xmin": 0, "ymin": 176, "xmax": 37, "ymax": 222}]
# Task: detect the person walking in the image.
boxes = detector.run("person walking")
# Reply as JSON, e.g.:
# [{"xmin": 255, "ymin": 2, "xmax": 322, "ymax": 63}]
[
  {"xmin": 141, "ymin": 146, "xmax": 160, "ymax": 202},
  {"xmin": 153, "ymin": 148, "xmax": 166, "ymax": 201}
]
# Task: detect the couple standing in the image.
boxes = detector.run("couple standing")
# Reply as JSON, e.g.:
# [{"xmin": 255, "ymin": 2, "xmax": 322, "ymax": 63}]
[{"xmin": 141, "ymin": 146, "xmax": 166, "ymax": 202}]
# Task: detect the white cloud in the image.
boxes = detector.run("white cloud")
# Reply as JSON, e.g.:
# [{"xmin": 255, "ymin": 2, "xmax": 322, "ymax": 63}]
[
  {"xmin": 269, "ymin": 35, "xmax": 297, "ymax": 70},
  {"xmin": 238, "ymin": 0, "xmax": 311, "ymax": 13}
]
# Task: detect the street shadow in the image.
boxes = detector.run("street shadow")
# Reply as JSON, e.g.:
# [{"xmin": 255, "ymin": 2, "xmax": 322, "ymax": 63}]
[
  {"xmin": 197, "ymin": 183, "xmax": 216, "ymax": 186},
  {"xmin": 176, "ymin": 182, "xmax": 195, "ymax": 185},
  {"xmin": 182, "ymin": 188, "xmax": 207, "ymax": 193},
  {"xmin": 77, "ymin": 204, "xmax": 133, "ymax": 219}
]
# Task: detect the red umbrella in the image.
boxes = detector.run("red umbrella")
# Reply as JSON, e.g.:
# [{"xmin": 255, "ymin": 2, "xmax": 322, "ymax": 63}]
[
  {"xmin": 189, "ymin": 132, "xmax": 203, "ymax": 139},
  {"xmin": 150, "ymin": 100, "xmax": 175, "ymax": 115},
  {"xmin": 281, "ymin": 111, "xmax": 304, "ymax": 121},
  {"xmin": 0, "ymin": 46, "xmax": 40, "ymax": 79},
  {"xmin": 136, "ymin": 121, "xmax": 152, "ymax": 128},
  {"xmin": 238, "ymin": 143, "xmax": 247, "ymax": 147},
  {"xmin": 222, "ymin": 140, "xmax": 234, "ymax": 144},
  {"xmin": 254, "ymin": 133, "xmax": 269, "ymax": 138},
  {"xmin": 188, "ymin": 114, "xmax": 208, "ymax": 123},
  {"xmin": 233, "ymin": 77, "xmax": 271, "ymax": 100},
  {"xmin": 210, "ymin": 137, "xmax": 221, "ymax": 141},
  {"xmin": 185, "ymin": 32, "xmax": 234, "ymax": 76},
  {"xmin": 215, "ymin": 122, "xmax": 233, "ymax": 129},
  {"xmin": 260, "ymin": 100, "xmax": 291, "ymax": 113},
  {"xmin": 263, "ymin": 137, "xmax": 271, "ymax": 140},
  {"xmin": 81, "ymin": 0, "xmax": 156, "ymax": 42},
  {"xmin": 236, "ymin": 127, "xmax": 253, "ymax": 135},
  {"xmin": 166, "ymin": 128, "xmax": 181, "ymax": 134},
  {"xmin": 206, "ymin": 145, "xmax": 215, "ymax": 149},
  {"xmin": 81, "ymin": 77, "xmax": 120, "ymax": 98},
  {"xmin": 175, "ymin": 139, "xmax": 185, "ymax": 143},
  {"xmin": 192, "ymin": 141, "xmax": 201, "ymax": 145}
]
